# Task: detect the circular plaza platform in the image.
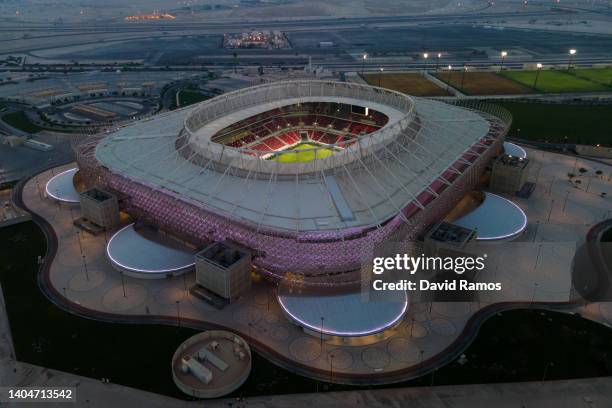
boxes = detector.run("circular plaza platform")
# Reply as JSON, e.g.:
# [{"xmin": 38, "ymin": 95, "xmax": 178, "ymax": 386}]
[
  {"xmin": 45, "ymin": 168, "xmax": 79, "ymax": 203},
  {"xmin": 503, "ymin": 142, "xmax": 527, "ymax": 159},
  {"xmin": 278, "ymin": 289, "xmax": 408, "ymax": 339},
  {"xmin": 453, "ymin": 192, "xmax": 528, "ymax": 241},
  {"xmin": 106, "ymin": 223, "xmax": 196, "ymax": 278},
  {"xmin": 172, "ymin": 331, "xmax": 251, "ymax": 399}
]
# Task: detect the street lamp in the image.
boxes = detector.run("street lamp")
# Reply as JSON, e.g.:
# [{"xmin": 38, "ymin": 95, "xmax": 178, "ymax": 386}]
[
  {"xmin": 446, "ymin": 65, "xmax": 453, "ymax": 90},
  {"xmin": 436, "ymin": 52, "xmax": 442, "ymax": 71},
  {"xmin": 378, "ymin": 67, "xmax": 384, "ymax": 87},
  {"xmin": 361, "ymin": 53, "xmax": 367, "ymax": 76},
  {"xmin": 533, "ymin": 63, "xmax": 543, "ymax": 89},
  {"xmin": 568, "ymin": 48, "xmax": 577, "ymax": 70},
  {"xmin": 423, "ymin": 52, "xmax": 429, "ymax": 75}
]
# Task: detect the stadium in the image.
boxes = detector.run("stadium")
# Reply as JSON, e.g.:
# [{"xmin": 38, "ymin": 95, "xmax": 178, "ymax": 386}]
[{"xmin": 76, "ymin": 80, "xmax": 512, "ymax": 288}]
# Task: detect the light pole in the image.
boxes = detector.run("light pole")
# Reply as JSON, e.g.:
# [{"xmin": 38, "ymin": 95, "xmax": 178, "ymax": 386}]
[
  {"xmin": 361, "ymin": 53, "xmax": 367, "ymax": 76},
  {"xmin": 568, "ymin": 48, "xmax": 576, "ymax": 70},
  {"xmin": 461, "ymin": 64, "xmax": 468, "ymax": 91},
  {"xmin": 500, "ymin": 50, "xmax": 508, "ymax": 71},
  {"xmin": 446, "ymin": 65, "xmax": 453, "ymax": 90},
  {"xmin": 423, "ymin": 52, "xmax": 429, "ymax": 75},
  {"xmin": 542, "ymin": 361, "xmax": 554, "ymax": 382},
  {"xmin": 378, "ymin": 67, "xmax": 384, "ymax": 87},
  {"xmin": 435, "ymin": 52, "xmax": 442, "ymax": 71},
  {"xmin": 533, "ymin": 63, "xmax": 543, "ymax": 90}
]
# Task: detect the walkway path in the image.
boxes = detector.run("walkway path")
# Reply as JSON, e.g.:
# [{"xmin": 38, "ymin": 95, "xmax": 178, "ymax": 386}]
[{"xmin": 9, "ymin": 147, "xmax": 612, "ymax": 387}]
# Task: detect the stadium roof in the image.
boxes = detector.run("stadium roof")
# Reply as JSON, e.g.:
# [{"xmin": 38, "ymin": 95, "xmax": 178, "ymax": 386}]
[{"xmin": 95, "ymin": 81, "xmax": 495, "ymax": 233}]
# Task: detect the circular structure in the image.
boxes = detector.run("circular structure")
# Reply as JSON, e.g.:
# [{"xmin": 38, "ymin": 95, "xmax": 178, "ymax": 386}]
[
  {"xmin": 452, "ymin": 192, "xmax": 527, "ymax": 241},
  {"xmin": 45, "ymin": 168, "xmax": 79, "ymax": 203},
  {"xmin": 278, "ymin": 289, "xmax": 408, "ymax": 338},
  {"xmin": 77, "ymin": 80, "xmax": 511, "ymax": 285},
  {"xmin": 172, "ymin": 330, "xmax": 251, "ymax": 399},
  {"xmin": 106, "ymin": 223, "xmax": 196, "ymax": 278},
  {"xmin": 503, "ymin": 141, "xmax": 527, "ymax": 159}
]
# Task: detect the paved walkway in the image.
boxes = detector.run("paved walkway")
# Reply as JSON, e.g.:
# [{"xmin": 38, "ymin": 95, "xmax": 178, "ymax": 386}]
[{"xmin": 10, "ymin": 146, "xmax": 612, "ymax": 388}]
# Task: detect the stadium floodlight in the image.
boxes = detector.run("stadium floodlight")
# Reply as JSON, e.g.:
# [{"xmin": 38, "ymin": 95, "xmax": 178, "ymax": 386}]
[
  {"xmin": 568, "ymin": 48, "xmax": 577, "ymax": 69},
  {"xmin": 461, "ymin": 65, "xmax": 468, "ymax": 90},
  {"xmin": 435, "ymin": 52, "xmax": 442, "ymax": 70},
  {"xmin": 422, "ymin": 52, "xmax": 429, "ymax": 75},
  {"xmin": 361, "ymin": 53, "xmax": 368, "ymax": 75},
  {"xmin": 533, "ymin": 63, "xmax": 543, "ymax": 89},
  {"xmin": 378, "ymin": 67, "xmax": 384, "ymax": 87},
  {"xmin": 500, "ymin": 50, "xmax": 508, "ymax": 71},
  {"xmin": 446, "ymin": 65, "xmax": 453, "ymax": 91}
]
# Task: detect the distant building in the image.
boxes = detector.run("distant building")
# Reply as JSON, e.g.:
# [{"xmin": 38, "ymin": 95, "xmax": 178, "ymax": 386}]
[
  {"xmin": 195, "ymin": 242, "xmax": 251, "ymax": 302},
  {"xmin": 490, "ymin": 154, "xmax": 530, "ymax": 194},
  {"xmin": 79, "ymin": 188, "xmax": 119, "ymax": 230}
]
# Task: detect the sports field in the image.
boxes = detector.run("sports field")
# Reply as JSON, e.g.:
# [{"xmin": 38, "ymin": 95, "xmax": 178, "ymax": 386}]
[
  {"xmin": 570, "ymin": 68, "xmax": 612, "ymax": 87},
  {"xmin": 496, "ymin": 102, "xmax": 612, "ymax": 146},
  {"xmin": 273, "ymin": 142, "xmax": 336, "ymax": 163},
  {"xmin": 433, "ymin": 71, "xmax": 533, "ymax": 95},
  {"xmin": 501, "ymin": 70, "xmax": 611, "ymax": 93},
  {"xmin": 362, "ymin": 73, "xmax": 450, "ymax": 96}
]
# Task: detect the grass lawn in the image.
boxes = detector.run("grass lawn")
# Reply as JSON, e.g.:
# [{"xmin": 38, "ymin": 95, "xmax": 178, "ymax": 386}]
[
  {"xmin": 496, "ymin": 102, "xmax": 612, "ymax": 146},
  {"xmin": 273, "ymin": 142, "xmax": 337, "ymax": 163},
  {"xmin": 501, "ymin": 70, "xmax": 610, "ymax": 93},
  {"xmin": 1, "ymin": 111, "xmax": 43, "ymax": 133},
  {"xmin": 362, "ymin": 73, "xmax": 450, "ymax": 96},
  {"xmin": 570, "ymin": 68, "xmax": 612, "ymax": 87},
  {"xmin": 177, "ymin": 89, "xmax": 209, "ymax": 107},
  {"xmin": 434, "ymin": 71, "xmax": 534, "ymax": 95}
]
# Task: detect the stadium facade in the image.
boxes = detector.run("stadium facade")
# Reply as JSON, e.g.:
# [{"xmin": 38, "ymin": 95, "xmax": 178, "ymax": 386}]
[{"xmin": 76, "ymin": 80, "xmax": 511, "ymax": 287}]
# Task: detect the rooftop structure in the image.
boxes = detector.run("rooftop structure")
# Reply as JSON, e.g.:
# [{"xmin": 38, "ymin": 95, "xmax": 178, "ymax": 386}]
[
  {"xmin": 79, "ymin": 187, "xmax": 120, "ymax": 230},
  {"xmin": 195, "ymin": 242, "xmax": 251, "ymax": 302},
  {"xmin": 425, "ymin": 221, "xmax": 477, "ymax": 247},
  {"xmin": 490, "ymin": 154, "xmax": 530, "ymax": 194}
]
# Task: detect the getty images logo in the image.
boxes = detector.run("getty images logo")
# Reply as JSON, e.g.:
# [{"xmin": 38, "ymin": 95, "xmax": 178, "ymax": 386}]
[{"xmin": 372, "ymin": 253, "xmax": 487, "ymax": 275}]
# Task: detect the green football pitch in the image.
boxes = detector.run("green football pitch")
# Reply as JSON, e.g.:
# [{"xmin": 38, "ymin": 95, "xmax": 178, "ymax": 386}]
[
  {"xmin": 272, "ymin": 142, "xmax": 337, "ymax": 163},
  {"xmin": 501, "ymin": 69, "xmax": 612, "ymax": 93}
]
